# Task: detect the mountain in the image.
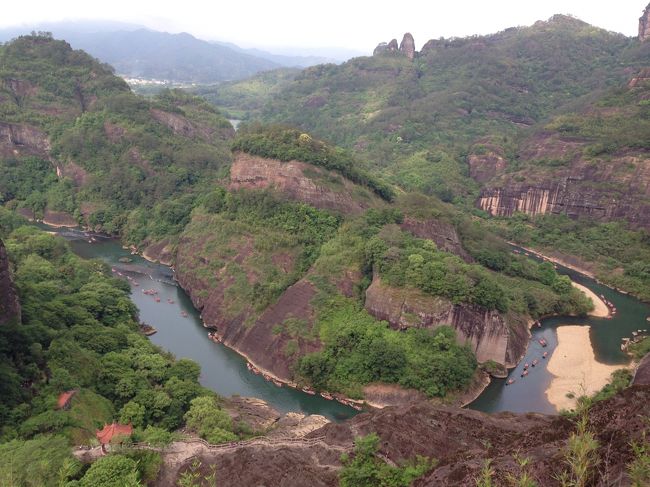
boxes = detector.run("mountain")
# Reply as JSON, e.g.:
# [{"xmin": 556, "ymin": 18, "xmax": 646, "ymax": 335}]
[
  {"xmin": 201, "ymin": 15, "xmax": 650, "ymax": 298},
  {"xmin": 209, "ymin": 16, "xmax": 649, "ymax": 196},
  {"xmin": 1, "ymin": 23, "xmax": 650, "ymax": 487},
  {"xmin": 0, "ymin": 22, "xmax": 360, "ymax": 81},
  {"xmin": 0, "ymin": 34, "xmax": 594, "ymax": 402},
  {"xmin": 212, "ymin": 41, "xmax": 340, "ymax": 68},
  {"xmin": 0, "ymin": 33, "xmax": 235, "ymax": 234},
  {"xmin": 0, "ymin": 25, "xmax": 280, "ymax": 83}
]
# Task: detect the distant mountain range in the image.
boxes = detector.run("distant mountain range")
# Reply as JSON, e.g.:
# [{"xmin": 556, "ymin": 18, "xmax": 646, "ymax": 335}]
[{"xmin": 0, "ymin": 21, "xmax": 361, "ymax": 83}]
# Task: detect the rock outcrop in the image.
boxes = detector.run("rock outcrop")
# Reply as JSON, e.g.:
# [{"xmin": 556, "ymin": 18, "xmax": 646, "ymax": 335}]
[
  {"xmin": 475, "ymin": 131, "xmax": 650, "ymax": 230},
  {"xmin": 0, "ymin": 122, "xmax": 51, "ymax": 159},
  {"xmin": 364, "ymin": 276, "xmax": 528, "ymax": 366},
  {"xmin": 640, "ymin": 3, "xmax": 650, "ymax": 41},
  {"xmin": 399, "ymin": 33, "xmax": 416, "ymax": 60},
  {"xmin": 42, "ymin": 209, "xmax": 77, "ymax": 228},
  {"xmin": 229, "ymin": 153, "xmax": 379, "ymax": 215},
  {"xmin": 55, "ymin": 161, "xmax": 89, "ymax": 187},
  {"xmin": 0, "ymin": 239, "xmax": 21, "ymax": 326},
  {"xmin": 467, "ymin": 144, "xmax": 508, "ymax": 183},
  {"xmin": 374, "ymin": 35, "xmax": 415, "ymax": 59},
  {"xmin": 167, "ymin": 386, "xmax": 650, "ymax": 487},
  {"xmin": 399, "ymin": 216, "xmax": 473, "ymax": 262},
  {"xmin": 632, "ymin": 352, "xmax": 650, "ymax": 386}
]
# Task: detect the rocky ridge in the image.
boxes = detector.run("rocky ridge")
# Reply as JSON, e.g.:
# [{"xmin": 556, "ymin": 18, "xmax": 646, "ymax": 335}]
[
  {"xmin": 364, "ymin": 275, "xmax": 528, "ymax": 367},
  {"xmin": 640, "ymin": 3, "xmax": 650, "ymax": 41},
  {"xmin": 166, "ymin": 385, "xmax": 650, "ymax": 486},
  {"xmin": 229, "ymin": 153, "xmax": 379, "ymax": 215}
]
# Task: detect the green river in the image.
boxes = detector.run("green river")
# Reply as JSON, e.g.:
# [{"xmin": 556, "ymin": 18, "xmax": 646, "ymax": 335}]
[{"xmin": 45, "ymin": 226, "xmax": 650, "ymax": 418}]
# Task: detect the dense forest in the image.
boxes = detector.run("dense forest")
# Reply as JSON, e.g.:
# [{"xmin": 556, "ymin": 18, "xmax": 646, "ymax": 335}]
[{"xmin": 0, "ymin": 212, "xmax": 250, "ymax": 485}]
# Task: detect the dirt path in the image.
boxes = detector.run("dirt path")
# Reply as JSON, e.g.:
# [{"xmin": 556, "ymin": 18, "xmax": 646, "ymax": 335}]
[
  {"xmin": 157, "ymin": 436, "xmax": 350, "ymax": 486},
  {"xmin": 73, "ymin": 435, "xmax": 351, "ymax": 486}
]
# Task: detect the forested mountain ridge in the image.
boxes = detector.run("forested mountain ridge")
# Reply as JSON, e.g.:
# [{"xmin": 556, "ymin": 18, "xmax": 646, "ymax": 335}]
[
  {"xmin": 1, "ymin": 18, "xmax": 649, "ymax": 487},
  {"xmin": 200, "ymin": 13, "xmax": 650, "ymax": 300},
  {"xmin": 206, "ymin": 15, "xmax": 650, "ymax": 203},
  {"xmin": 0, "ymin": 34, "xmax": 234, "ymax": 238}
]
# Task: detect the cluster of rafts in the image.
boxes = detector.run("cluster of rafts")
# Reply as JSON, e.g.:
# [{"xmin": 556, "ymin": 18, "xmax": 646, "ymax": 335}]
[
  {"xmin": 206, "ymin": 330, "xmax": 363, "ymax": 411},
  {"xmin": 600, "ymin": 294, "xmax": 617, "ymax": 317},
  {"xmin": 506, "ymin": 337, "xmax": 549, "ymax": 386},
  {"xmin": 111, "ymin": 267, "xmax": 190, "ymax": 317}
]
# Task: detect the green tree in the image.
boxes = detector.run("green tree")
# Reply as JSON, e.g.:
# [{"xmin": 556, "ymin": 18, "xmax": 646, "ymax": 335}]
[{"xmin": 78, "ymin": 455, "xmax": 141, "ymax": 487}]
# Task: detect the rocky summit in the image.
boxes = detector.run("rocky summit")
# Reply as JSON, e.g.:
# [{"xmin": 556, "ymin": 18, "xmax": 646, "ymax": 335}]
[{"xmin": 640, "ymin": 3, "xmax": 650, "ymax": 41}]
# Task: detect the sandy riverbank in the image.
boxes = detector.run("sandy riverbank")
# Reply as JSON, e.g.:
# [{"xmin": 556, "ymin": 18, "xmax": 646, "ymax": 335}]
[
  {"xmin": 571, "ymin": 282, "xmax": 609, "ymax": 318},
  {"xmin": 545, "ymin": 325, "xmax": 624, "ymax": 411}
]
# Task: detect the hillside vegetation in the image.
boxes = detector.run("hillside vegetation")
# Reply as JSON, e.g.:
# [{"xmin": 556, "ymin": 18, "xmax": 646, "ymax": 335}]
[
  {"xmin": 200, "ymin": 16, "xmax": 650, "ymax": 302},
  {"xmin": 0, "ymin": 214, "xmax": 250, "ymax": 485},
  {"xmin": 0, "ymin": 34, "xmax": 233, "ymax": 238}
]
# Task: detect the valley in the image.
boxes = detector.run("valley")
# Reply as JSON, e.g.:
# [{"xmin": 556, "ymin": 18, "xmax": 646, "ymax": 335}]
[{"xmin": 1, "ymin": 4, "xmax": 650, "ymax": 486}]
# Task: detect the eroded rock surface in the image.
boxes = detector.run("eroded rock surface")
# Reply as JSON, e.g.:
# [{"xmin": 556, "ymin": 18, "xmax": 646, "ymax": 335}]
[
  {"xmin": 476, "ymin": 132, "xmax": 650, "ymax": 229},
  {"xmin": 640, "ymin": 3, "xmax": 650, "ymax": 41},
  {"xmin": 399, "ymin": 33, "xmax": 416, "ymax": 60},
  {"xmin": 364, "ymin": 276, "xmax": 528, "ymax": 366},
  {"xmin": 229, "ymin": 153, "xmax": 378, "ymax": 215},
  {"xmin": 166, "ymin": 387, "xmax": 650, "ymax": 487},
  {"xmin": 0, "ymin": 122, "xmax": 51, "ymax": 158}
]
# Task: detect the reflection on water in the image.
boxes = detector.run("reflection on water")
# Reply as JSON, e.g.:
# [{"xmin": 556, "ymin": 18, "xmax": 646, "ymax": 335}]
[{"xmin": 45, "ymin": 226, "xmax": 357, "ymax": 422}]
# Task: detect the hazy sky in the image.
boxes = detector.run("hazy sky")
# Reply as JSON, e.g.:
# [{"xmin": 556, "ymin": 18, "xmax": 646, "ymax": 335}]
[{"xmin": 1, "ymin": 1, "xmax": 646, "ymax": 52}]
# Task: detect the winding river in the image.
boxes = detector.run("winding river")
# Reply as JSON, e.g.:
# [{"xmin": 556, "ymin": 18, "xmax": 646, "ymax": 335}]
[
  {"xmin": 469, "ymin": 248, "xmax": 650, "ymax": 414},
  {"xmin": 43, "ymin": 225, "xmax": 650, "ymax": 418},
  {"xmin": 43, "ymin": 226, "xmax": 357, "ymax": 422}
]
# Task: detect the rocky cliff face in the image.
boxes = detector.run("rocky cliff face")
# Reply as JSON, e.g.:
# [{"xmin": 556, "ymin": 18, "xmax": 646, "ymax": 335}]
[
  {"xmin": 399, "ymin": 216, "xmax": 472, "ymax": 262},
  {"xmin": 399, "ymin": 33, "xmax": 416, "ymax": 60},
  {"xmin": 174, "ymin": 219, "xmax": 321, "ymax": 381},
  {"xmin": 229, "ymin": 153, "xmax": 379, "ymax": 215},
  {"xmin": 0, "ymin": 239, "xmax": 21, "ymax": 326},
  {"xmin": 0, "ymin": 122, "xmax": 51, "ymax": 159},
  {"xmin": 640, "ymin": 3, "xmax": 650, "ymax": 41},
  {"xmin": 476, "ymin": 131, "xmax": 650, "ymax": 229},
  {"xmin": 167, "ymin": 386, "xmax": 650, "ymax": 487},
  {"xmin": 364, "ymin": 276, "xmax": 528, "ymax": 367}
]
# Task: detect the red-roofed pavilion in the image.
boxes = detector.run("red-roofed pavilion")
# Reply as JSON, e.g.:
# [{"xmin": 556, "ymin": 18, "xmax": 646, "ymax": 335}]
[{"xmin": 96, "ymin": 423, "xmax": 133, "ymax": 453}]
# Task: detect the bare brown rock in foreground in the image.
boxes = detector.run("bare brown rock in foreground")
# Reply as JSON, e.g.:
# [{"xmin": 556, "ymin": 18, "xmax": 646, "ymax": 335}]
[{"xmin": 165, "ymin": 386, "xmax": 650, "ymax": 486}]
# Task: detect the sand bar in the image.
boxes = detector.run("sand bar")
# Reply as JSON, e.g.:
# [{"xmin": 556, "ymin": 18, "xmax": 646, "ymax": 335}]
[
  {"xmin": 545, "ymin": 325, "xmax": 623, "ymax": 411},
  {"xmin": 571, "ymin": 282, "xmax": 609, "ymax": 318}
]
